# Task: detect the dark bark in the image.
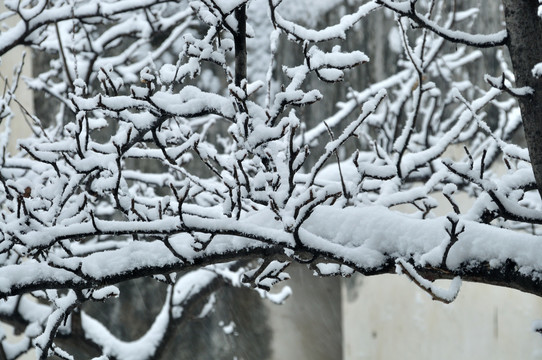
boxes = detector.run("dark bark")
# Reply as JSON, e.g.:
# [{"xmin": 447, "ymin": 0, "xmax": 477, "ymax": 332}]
[
  {"xmin": 502, "ymin": 0, "xmax": 542, "ymax": 199},
  {"xmin": 4, "ymin": 244, "xmax": 542, "ymax": 300},
  {"xmin": 234, "ymin": 5, "xmax": 248, "ymax": 87}
]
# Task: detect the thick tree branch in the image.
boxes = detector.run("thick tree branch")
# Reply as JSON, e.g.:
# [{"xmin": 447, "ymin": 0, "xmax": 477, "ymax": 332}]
[{"xmin": 502, "ymin": 0, "xmax": 542, "ymax": 199}]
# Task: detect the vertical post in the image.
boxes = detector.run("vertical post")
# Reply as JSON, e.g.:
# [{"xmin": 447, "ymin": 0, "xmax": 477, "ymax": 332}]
[{"xmin": 234, "ymin": 4, "xmax": 247, "ymax": 87}]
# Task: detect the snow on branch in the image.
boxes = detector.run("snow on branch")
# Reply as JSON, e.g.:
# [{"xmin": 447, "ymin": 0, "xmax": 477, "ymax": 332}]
[
  {"xmin": 269, "ymin": 1, "xmax": 380, "ymax": 43},
  {"xmin": 396, "ymin": 259, "xmax": 461, "ymax": 304},
  {"xmin": 376, "ymin": 0, "xmax": 507, "ymax": 48}
]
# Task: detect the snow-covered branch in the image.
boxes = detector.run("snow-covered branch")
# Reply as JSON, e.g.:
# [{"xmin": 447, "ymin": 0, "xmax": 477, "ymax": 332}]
[
  {"xmin": 0, "ymin": 0, "xmax": 539, "ymax": 357},
  {"xmin": 376, "ymin": 0, "xmax": 507, "ymax": 48}
]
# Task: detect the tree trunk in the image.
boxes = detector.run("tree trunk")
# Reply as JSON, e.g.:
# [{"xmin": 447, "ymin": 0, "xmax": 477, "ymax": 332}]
[
  {"xmin": 234, "ymin": 4, "xmax": 247, "ymax": 87},
  {"xmin": 502, "ymin": 0, "xmax": 542, "ymax": 198}
]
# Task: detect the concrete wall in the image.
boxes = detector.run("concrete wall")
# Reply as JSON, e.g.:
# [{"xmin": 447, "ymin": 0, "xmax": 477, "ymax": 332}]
[
  {"xmin": 0, "ymin": 4, "xmax": 34, "ymax": 154},
  {"xmin": 268, "ymin": 265, "xmax": 342, "ymax": 360},
  {"xmin": 343, "ymin": 276, "xmax": 542, "ymax": 360}
]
